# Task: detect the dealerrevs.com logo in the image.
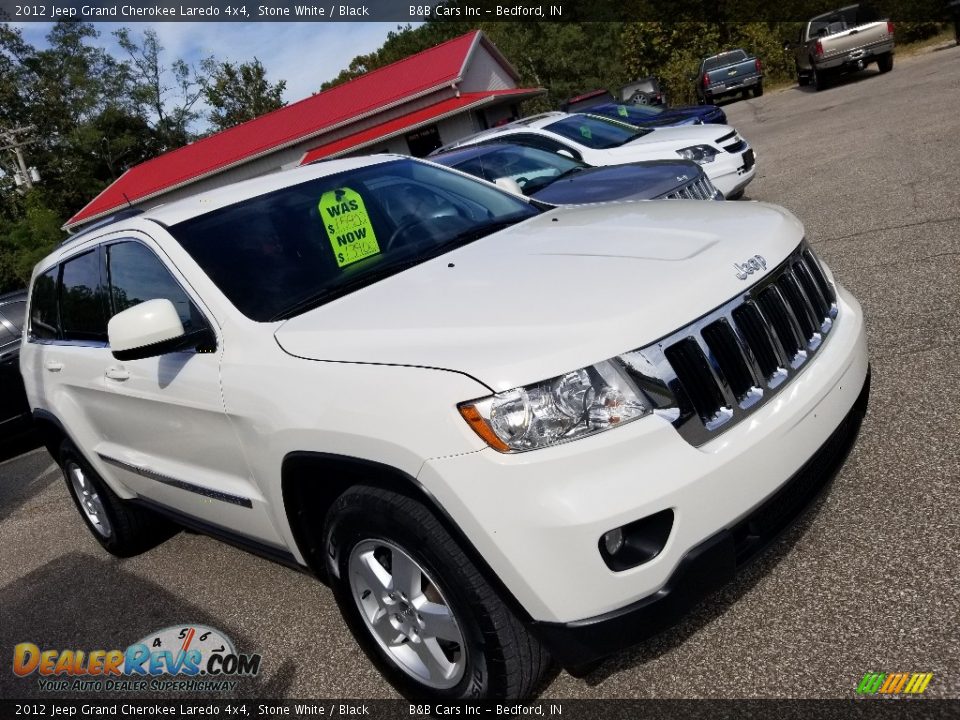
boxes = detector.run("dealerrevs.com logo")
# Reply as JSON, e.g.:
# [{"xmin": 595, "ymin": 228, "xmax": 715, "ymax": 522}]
[{"xmin": 12, "ymin": 625, "xmax": 261, "ymax": 692}]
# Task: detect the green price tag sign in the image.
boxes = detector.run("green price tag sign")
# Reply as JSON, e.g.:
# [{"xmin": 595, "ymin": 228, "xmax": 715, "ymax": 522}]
[
  {"xmin": 617, "ymin": 105, "xmax": 629, "ymax": 117},
  {"xmin": 319, "ymin": 188, "xmax": 381, "ymax": 268},
  {"xmin": 579, "ymin": 125, "xmax": 592, "ymax": 139}
]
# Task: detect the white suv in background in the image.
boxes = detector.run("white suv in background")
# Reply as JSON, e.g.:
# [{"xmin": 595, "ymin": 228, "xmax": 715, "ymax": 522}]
[
  {"xmin": 431, "ymin": 111, "xmax": 757, "ymax": 199},
  {"xmin": 21, "ymin": 155, "xmax": 868, "ymax": 700}
]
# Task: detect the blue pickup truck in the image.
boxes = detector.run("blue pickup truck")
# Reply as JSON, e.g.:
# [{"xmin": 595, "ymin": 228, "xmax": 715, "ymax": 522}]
[{"xmin": 695, "ymin": 49, "xmax": 764, "ymax": 104}]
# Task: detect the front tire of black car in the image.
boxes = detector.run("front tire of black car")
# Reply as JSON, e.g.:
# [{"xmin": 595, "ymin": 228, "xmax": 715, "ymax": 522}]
[
  {"xmin": 877, "ymin": 53, "xmax": 894, "ymax": 73},
  {"xmin": 323, "ymin": 486, "xmax": 551, "ymax": 700},
  {"xmin": 59, "ymin": 439, "xmax": 173, "ymax": 557}
]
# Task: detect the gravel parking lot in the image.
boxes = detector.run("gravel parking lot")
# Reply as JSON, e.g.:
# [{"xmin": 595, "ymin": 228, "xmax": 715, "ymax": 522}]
[{"xmin": 2, "ymin": 44, "xmax": 958, "ymax": 701}]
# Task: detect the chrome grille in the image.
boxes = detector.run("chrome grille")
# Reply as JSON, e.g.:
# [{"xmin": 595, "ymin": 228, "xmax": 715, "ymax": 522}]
[
  {"xmin": 664, "ymin": 174, "xmax": 720, "ymax": 200},
  {"xmin": 620, "ymin": 243, "xmax": 838, "ymax": 446}
]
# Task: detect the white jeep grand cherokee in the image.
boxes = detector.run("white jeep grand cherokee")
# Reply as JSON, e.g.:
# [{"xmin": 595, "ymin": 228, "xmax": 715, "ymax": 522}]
[{"xmin": 21, "ymin": 155, "xmax": 869, "ymax": 700}]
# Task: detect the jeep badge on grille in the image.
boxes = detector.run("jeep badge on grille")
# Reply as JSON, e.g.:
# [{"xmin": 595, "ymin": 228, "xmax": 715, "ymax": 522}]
[{"xmin": 734, "ymin": 255, "xmax": 767, "ymax": 280}]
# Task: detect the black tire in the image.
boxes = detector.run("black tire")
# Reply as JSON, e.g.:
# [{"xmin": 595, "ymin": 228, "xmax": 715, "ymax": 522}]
[
  {"xmin": 59, "ymin": 439, "xmax": 173, "ymax": 557},
  {"xmin": 323, "ymin": 486, "xmax": 551, "ymax": 700},
  {"xmin": 753, "ymin": 82, "xmax": 764, "ymax": 97},
  {"xmin": 877, "ymin": 53, "xmax": 893, "ymax": 73},
  {"xmin": 726, "ymin": 189, "xmax": 745, "ymax": 200},
  {"xmin": 797, "ymin": 63, "xmax": 810, "ymax": 87},
  {"xmin": 812, "ymin": 62, "xmax": 828, "ymax": 91}
]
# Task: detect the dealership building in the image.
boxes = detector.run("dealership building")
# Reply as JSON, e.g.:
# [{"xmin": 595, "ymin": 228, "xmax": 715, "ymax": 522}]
[{"xmin": 65, "ymin": 30, "xmax": 544, "ymax": 231}]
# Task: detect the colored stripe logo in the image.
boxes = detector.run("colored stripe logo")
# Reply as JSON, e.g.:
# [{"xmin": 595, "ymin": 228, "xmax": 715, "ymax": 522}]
[{"xmin": 857, "ymin": 672, "xmax": 933, "ymax": 695}]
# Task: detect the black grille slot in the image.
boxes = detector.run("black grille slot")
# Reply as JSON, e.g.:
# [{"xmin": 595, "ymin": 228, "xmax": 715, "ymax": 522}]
[
  {"xmin": 777, "ymin": 273, "xmax": 817, "ymax": 343},
  {"xmin": 757, "ymin": 288, "xmax": 801, "ymax": 360},
  {"xmin": 731, "ymin": 303, "xmax": 781, "ymax": 380},
  {"xmin": 664, "ymin": 338, "xmax": 726, "ymax": 424},
  {"xmin": 802, "ymin": 249, "xmax": 836, "ymax": 306},
  {"xmin": 793, "ymin": 261, "xmax": 830, "ymax": 321},
  {"xmin": 724, "ymin": 139, "xmax": 746, "ymax": 153},
  {"xmin": 715, "ymin": 130, "xmax": 736, "ymax": 143},
  {"xmin": 701, "ymin": 320, "xmax": 754, "ymax": 402}
]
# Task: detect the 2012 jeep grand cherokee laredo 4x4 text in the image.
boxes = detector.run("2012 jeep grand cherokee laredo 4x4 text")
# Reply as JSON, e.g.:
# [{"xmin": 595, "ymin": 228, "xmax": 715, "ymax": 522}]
[{"xmin": 21, "ymin": 156, "xmax": 869, "ymax": 700}]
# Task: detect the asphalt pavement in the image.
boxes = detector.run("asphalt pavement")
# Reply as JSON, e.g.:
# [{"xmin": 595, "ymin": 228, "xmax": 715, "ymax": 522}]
[{"xmin": 1, "ymin": 43, "xmax": 958, "ymax": 701}]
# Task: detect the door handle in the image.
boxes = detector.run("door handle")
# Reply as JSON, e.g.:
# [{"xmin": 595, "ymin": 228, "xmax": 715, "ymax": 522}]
[
  {"xmin": 105, "ymin": 367, "xmax": 130, "ymax": 382},
  {"xmin": 45, "ymin": 360, "xmax": 64, "ymax": 372}
]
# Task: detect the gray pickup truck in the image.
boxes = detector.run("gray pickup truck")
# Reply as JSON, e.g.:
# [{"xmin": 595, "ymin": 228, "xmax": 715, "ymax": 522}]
[
  {"xmin": 790, "ymin": 4, "xmax": 895, "ymax": 90},
  {"xmin": 695, "ymin": 49, "xmax": 763, "ymax": 104}
]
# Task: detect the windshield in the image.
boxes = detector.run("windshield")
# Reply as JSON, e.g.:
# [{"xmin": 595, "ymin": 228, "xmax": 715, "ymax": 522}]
[
  {"xmin": 543, "ymin": 115, "xmax": 651, "ymax": 150},
  {"xmin": 592, "ymin": 103, "xmax": 664, "ymax": 122},
  {"xmin": 704, "ymin": 50, "xmax": 747, "ymax": 71},
  {"xmin": 445, "ymin": 145, "xmax": 587, "ymax": 196},
  {"xmin": 169, "ymin": 159, "xmax": 539, "ymax": 321}
]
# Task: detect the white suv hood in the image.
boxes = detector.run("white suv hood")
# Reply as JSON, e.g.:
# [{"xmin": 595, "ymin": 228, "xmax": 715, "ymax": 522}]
[{"xmin": 275, "ymin": 201, "xmax": 804, "ymax": 392}]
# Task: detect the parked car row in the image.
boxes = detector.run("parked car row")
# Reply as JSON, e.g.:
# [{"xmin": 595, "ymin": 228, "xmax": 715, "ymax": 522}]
[{"xmin": 430, "ymin": 111, "xmax": 756, "ymax": 199}]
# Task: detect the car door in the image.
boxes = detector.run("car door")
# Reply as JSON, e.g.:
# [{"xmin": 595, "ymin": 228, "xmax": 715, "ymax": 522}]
[
  {"xmin": 28, "ymin": 248, "xmax": 119, "ymax": 458},
  {"xmin": 0, "ymin": 302, "xmax": 29, "ymax": 428},
  {"xmin": 92, "ymin": 237, "xmax": 283, "ymax": 546}
]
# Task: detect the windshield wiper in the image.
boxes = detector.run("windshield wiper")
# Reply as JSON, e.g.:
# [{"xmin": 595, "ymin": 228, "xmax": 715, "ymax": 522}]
[{"xmin": 550, "ymin": 166, "xmax": 586, "ymax": 182}]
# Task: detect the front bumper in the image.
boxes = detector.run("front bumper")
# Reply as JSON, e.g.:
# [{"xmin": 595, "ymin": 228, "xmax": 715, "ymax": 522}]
[
  {"xmin": 419, "ymin": 284, "xmax": 868, "ymax": 632},
  {"xmin": 703, "ymin": 146, "xmax": 756, "ymax": 197},
  {"xmin": 533, "ymin": 369, "xmax": 869, "ymax": 667}
]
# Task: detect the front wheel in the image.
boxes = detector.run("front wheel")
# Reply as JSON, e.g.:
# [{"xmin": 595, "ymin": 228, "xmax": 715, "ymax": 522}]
[
  {"xmin": 324, "ymin": 486, "xmax": 551, "ymax": 700},
  {"xmin": 877, "ymin": 53, "xmax": 894, "ymax": 73}
]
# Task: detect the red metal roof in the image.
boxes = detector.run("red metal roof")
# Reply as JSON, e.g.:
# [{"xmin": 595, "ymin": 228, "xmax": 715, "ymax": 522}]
[
  {"xmin": 299, "ymin": 89, "xmax": 541, "ymax": 165},
  {"xmin": 66, "ymin": 30, "xmax": 504, "ymax": 229}
]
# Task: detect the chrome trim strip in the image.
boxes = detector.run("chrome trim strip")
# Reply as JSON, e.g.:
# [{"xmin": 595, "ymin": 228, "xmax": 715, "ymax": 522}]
[{"xmin": 97, "ymin": 453, "xmax": 253, "ymax": 508}]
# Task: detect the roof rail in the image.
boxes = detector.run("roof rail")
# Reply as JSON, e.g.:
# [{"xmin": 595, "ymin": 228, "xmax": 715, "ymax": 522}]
[{"xmin": 60, "ymin": 208, "xmax": 144, "ymax": 247}]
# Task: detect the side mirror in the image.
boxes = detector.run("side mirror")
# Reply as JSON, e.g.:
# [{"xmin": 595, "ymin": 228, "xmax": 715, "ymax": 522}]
[
  {"xmin": 555, "ymin": 148, "xmax": 576, "ymax": 159},
  {"xmin": 494, "ymin": 177, "xmax": 525, "ymax": 196},
  {"xmin": 108, "ymin": 298, "xmax": 207, "ymax": 361}
]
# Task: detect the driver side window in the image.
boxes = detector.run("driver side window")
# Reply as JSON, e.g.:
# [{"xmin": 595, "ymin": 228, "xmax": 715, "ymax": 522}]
[{"xmin": 106, "ymin": 241, "xmax": 205, "ymax": 334}]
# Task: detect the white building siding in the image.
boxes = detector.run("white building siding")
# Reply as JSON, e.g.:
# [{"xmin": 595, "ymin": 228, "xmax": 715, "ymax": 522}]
[{"xmin": 460, "ymin": 46, "xmax": 517, "ymax": 93}]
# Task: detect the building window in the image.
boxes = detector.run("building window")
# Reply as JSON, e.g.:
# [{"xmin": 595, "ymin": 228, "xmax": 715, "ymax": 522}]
[{"xmin": 405, "ymin": 125, "xmax": 442, "ymax": 157}]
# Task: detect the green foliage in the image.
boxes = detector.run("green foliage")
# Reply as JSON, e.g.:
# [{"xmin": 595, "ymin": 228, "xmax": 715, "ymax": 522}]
[
  {"xmin": 0, "ymin": 21, "xmax": 289, "ymax": 290},
  {"xmin": 0, "ymin": 193, "xmax": 64, "ymax": 293},
  {"xmin": 894, "ymin": 21, "xmax": 944, "ymax": 43},
  {"xmin": 203, "ymin": 58, "xmax": 287, "ymax": 131}
]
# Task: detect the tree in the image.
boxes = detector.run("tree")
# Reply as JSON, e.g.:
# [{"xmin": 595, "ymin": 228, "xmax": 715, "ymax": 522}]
[
  {"xmin": 113, "ymin": 28, "xmax": 212, "ymax": 149},
  {"xmin": 203, "ymin": 58, "xmax": 287, "ymax": 131}
]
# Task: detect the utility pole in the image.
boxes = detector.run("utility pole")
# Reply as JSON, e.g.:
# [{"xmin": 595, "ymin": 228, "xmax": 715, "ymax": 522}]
[{"xmin": 0, "ymin": 126, "xmax": 38, "ymax": 190}]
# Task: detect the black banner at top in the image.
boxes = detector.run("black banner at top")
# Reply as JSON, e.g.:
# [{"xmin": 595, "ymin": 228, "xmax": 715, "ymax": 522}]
[{"xmin": 0, "ymin": 0, "xmax": 955, "ymax": 23}]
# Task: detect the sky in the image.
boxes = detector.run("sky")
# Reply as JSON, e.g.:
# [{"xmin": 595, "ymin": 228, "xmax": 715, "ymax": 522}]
[{"xmin": 11, "ymin": 22, "xmax": 413, "ymax": 125}]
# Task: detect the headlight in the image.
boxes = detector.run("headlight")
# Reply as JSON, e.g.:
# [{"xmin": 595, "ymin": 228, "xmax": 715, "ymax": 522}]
[
  {"xmin": 676, "ymin": 145, "xmax": 718, "ymax": 164},
  {"xmin": 458, "ymin": 360, "xmax": 650, "ymax": 452}
]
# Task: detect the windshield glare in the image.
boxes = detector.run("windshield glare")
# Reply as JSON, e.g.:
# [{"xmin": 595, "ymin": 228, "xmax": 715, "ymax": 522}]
[
  {"xmin": 449, "ymin": 146, "xmax": 586, "ymax": 195},
  {"xmin": 544, "ymin": 115, "xmax": 648, "ymax": 149},
  {"xmin": 169, "ymin": 159, "xmax": 539, "ymax": 321}
]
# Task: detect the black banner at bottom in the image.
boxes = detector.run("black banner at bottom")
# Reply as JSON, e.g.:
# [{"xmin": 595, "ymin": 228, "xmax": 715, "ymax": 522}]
[{"xmin": 2, "ymin": 699, "xmax": 959, "ymax": 720}]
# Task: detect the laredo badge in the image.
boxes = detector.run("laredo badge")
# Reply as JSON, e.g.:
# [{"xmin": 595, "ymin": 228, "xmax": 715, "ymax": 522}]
[{"xmin": 319, "ymin": 187, "xmax": 381, "ymax": 268}]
